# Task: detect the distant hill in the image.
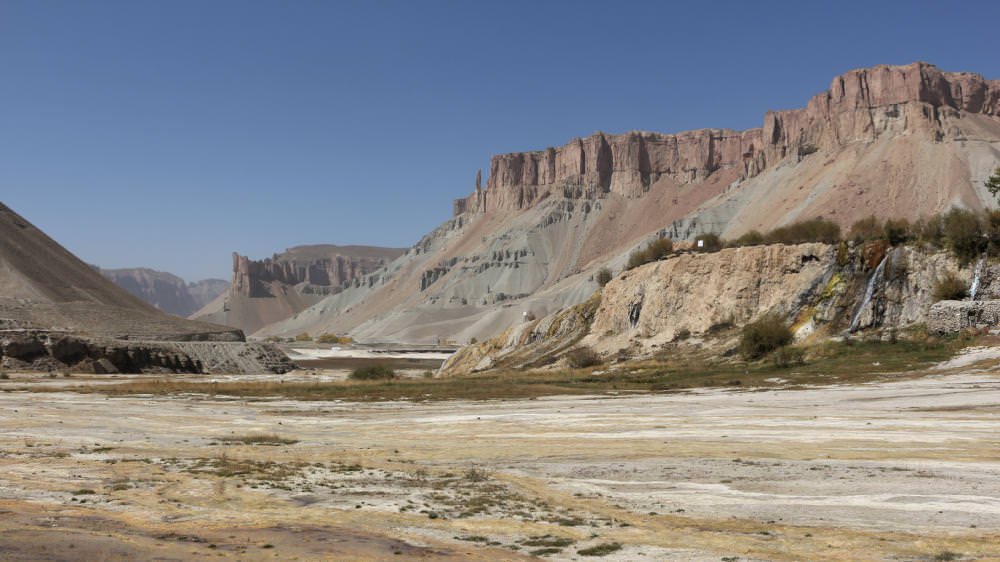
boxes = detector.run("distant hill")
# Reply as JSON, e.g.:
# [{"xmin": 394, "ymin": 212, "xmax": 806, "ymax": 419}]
[
  {"xmin": 191, "ymin": 244, "xmax": 406, "ymax": 334},
  {"xmin": 0, "ymin": 202, "xmax": 240, "ymax": 341},
  {"xmin": 97, "ymin": 267, "xmax": 228, "ymax": 317}
]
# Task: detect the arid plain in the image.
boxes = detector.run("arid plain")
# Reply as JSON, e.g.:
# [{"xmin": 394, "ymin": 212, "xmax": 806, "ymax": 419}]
[{"xmin": 1, "ymin": 351, "xmax": 998, "ymax": 561}]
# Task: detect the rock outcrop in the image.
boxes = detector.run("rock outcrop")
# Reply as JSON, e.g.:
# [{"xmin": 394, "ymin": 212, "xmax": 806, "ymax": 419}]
[
  {"xmin": 455, "ymin": 62, "xmax": 1000, "ymax": 215},
  {"xmin": 258, "ymin": 62, "xmax": 1000, "ymax": 345},
  {"xmin": 0, "ymin": 330, "xmax": 293, "ymax": 374},
  {"xmin": 194, "ymin": 244, "xmax": 406, "ymax": 334},
  {"xmin": 97, "ymin": 267, "xmax": 228, "ymax": 317},
  {"xmin": 440, "ymin": 243, "xmax": 994, "ymax": 375}
]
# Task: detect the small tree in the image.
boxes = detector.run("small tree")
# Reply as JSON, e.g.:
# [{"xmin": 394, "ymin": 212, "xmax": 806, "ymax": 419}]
[
  {"xmin": 985, "ymin": 166, "xmax": 1000, "ymax": 199},
  {"xmin": 694, "ymin": 233, "xmax": 723, "ymax": 252},
  {"xmin": 595, "ymin": 267, "xmax": 613, "ymax": 287},
  {"xmin": 739, "ymin": 314, "xmax": 794, "ymax": 360}
]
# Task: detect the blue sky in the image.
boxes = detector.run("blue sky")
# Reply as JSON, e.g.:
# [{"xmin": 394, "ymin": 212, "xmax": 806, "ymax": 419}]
[{"xmin": 2, "ymin": 0, "xmax": 998, "ymax": 281}]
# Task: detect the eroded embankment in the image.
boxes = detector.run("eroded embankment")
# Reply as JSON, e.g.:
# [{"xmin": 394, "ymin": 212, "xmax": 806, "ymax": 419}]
[{"xmin": 442, "ymin": 242, "xmax": 984, "ymax": 375}]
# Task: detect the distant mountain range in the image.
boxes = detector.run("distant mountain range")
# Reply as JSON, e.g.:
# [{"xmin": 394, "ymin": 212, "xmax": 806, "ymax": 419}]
[{"xmin": 95, "ymin": 268, "xmax": 229, "ymax": 318}]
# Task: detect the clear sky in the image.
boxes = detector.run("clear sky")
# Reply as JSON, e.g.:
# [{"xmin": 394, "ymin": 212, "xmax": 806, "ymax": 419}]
[{"xmin": 2, "ymin": 0, "xmax": 998, "ymax": 281}]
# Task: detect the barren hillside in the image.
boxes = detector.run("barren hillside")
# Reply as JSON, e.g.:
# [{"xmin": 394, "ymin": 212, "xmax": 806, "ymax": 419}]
[{"xmin": 257, "ymin": 62, "xmax": 1000, "ymax": 344}]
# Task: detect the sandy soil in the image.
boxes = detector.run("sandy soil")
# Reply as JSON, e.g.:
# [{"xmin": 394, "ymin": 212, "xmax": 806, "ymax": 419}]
[{"xmin": 0, "ymin": 367, "xmax": 998, "ymax": 560}]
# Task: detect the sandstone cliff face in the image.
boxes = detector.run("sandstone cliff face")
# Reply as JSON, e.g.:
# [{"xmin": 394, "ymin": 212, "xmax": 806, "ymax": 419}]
[
  {"xmin": 98, "ymin": 268, "xmax": 228, "ymax": 317},
  {"xmin": 440, "ymin": 243, "xmax": 990, "ymax": 375},
  {"xmin": 454, "ymin": 62, "xmax": 1000, "ymax": 216},
  {"xmin": 195, "ymin": 244, "xmax": 406, "ymax": 334},
  {"xmin": 260, "ymin": 62, "xmax": 1000, "ymax": 346},
  {"xmin": 230, "ymin": 245, "xmax": 404, "ymax": 298}
]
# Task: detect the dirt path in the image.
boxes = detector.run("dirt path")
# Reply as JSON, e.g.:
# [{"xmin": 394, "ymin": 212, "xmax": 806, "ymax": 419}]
[{"xmin": 1, "ymin": 371, "xmax": 998, "ymax": 560}]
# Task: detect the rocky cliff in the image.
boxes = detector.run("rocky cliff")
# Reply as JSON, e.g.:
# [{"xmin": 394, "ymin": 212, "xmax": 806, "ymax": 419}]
[
  {"xmin": 440, "ymin": 243, "xmax": 988, "ymax": 375},
  {"xmin": 455, "ymin": 62, "xmax": 1000, "ymax": 215},
  {"xmin": 257, "ymin": 62, "xmax": 1000, "ymax": 345},
  {"xmin": 194, "ymin": 244, "xmax": 406, "ymax": 334},
  {"xmin": 97, "ymin": 268, "xmax": 228, "ymax": 317}
]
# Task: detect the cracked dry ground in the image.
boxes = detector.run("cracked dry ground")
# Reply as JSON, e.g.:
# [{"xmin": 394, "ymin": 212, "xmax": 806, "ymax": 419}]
[{"xmin": 0, "ymin": 371, "xmax": 998, "ymax": 561}]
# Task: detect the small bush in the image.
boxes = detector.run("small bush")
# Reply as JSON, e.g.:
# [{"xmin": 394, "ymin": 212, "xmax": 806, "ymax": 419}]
[
  {"xmin": 912, "ymin": 214, "xmax": 944, "ymax": 247},
  {"xmin": 626, "ymin": 237, "xmax": 674, "ymax": 270},
  {"xmin": 728, "ymin": 230, "xmax": 764, "ymax": 247},
  {"xmin": 294, "ymin": 332, "xmax": 312, "ymax": 342},
  {"xmin": 943, "ymin": 208, "xmax": 984, "ymax": 265},
  {"xmin": 693, "ymin": 232, "xmax": 723, "ymax": 252},
  {"xmin": 566, "ymin": 347, "xmax": 602, "ymax": 368},
  {"xmin": 847, "ymin": 216, "xmax": 882, "ymax": 242},
  {"xmin": 595, "ymin": 267, "xmax": 613, "ymax": 287},
  {"xmin": 764, "ymin": 217, "xmax": 841, "ymax": 245},
  {"xmin": 772, "ymin": 347, "xmax": 805, "ymax": 368},
  {"xmin": 578, "ymin": 543, "xmax": 622, "ymax": 556},
  {"xmin": 883, "ymin": 218, "xmax": 910, "ymax": 246},
  {"xmin": 315, "ymin": 333, "xmax": 340, "ymax": 344},
  {"xmin": 739, "ymin": 314, "xmax": 794, "ymax": 360},
  {"xmin": 932, "ymin": 272, "xmax": 969, "ymax": 302},
  {"xmin": 349, "ymin": 365, "xmax": 396, "ymax": 380}
]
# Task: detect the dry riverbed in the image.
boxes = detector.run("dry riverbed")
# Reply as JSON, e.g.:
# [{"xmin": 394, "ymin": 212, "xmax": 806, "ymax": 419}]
[{"xmin": 0, "ymin": 363, "xmax": 998, "ymax": 560}]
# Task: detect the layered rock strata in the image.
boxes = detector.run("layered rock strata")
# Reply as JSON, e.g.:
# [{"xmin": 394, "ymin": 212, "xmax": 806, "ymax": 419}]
[
  {"xmin": 454, "ymin": 62, "xmax": 1000, "ymax": 215},
  {"xmin": 0, "ymin": 330, "xmax": 293, "ymax": 374}
]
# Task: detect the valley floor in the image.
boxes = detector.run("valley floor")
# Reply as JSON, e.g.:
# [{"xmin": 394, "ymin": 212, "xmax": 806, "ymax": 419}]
[{"xmin": 0, "ymin": 362, "xmax": 998, "ymax": 560}]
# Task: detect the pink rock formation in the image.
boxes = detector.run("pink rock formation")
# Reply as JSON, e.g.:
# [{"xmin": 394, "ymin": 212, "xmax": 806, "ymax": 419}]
[
  {"xmin": 453, "ymin": 62, "xmax": 1000, "ymax": 216},
  {"xmin": 231, "ymin": 245, "xmax": 405, "ymax": 298}
]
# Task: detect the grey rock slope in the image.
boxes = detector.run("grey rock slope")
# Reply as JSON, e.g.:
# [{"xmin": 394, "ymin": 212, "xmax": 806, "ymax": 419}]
[{"xmin": 258, "ymin": 62, "xmax": 1000, "ymax": 345}]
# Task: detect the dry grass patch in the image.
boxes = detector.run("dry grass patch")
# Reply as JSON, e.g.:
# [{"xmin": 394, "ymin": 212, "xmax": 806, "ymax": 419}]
[{"xmin": 214, "ymin": 433, "xmax": 299, "ymax": 446}]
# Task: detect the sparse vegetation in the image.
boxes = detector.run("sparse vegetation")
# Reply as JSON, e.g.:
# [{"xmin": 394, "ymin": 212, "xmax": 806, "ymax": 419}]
[
  {"xmin": 566, "ymin": 346, "xmax": 602, "ymax": 368},
  {"xmin": 942, "ymin": 208, "xmax": 984, "ymax": 265},
  {"xmin": 848, "ymin": 216, "xmax": 882, "ymax": 242},
  {"xmin": 294, "ymin": 332, "xmax": 312, "ymax": 342},
  {"xmin": 764, "ymin": 217, "xmax": 841, "ymax": 245},
  {"xmin": 693, "ymin": 232, "xmax": 723, "ymax": 252},
  {"xmin": 578, "ymin": 542, "xmax": 622, "ymax": 556},
  {"xmin": 595, "ymin": 267, "xmax": 613, "ymax": 287},
  {"xmin": 932, "ymin": 272, "xmax": 969, "ymax": 302},
  {"xmin": 215, "ymin": 433, "xmax": 299, "ymax": 446},
  {"xmin": 739, "ymin": 314, "xmax": 794, "ymax": 360},
  {"xmin": 985, "ymin": 166, "xmax": 1000, "ymax": 199},
  {"xmin": 883, "ymin": 218, "xmax": 910, "ymax": 245},
  {"xmin": 728, "ymin": 230, "xmax": 764, "ymax": 247},
  {"xmin": 772, "ymin": 346, "xmax": 805, "ymax": 368},
  {"xmin": 626, "ymin": 237, "xmax": 674, "ymax": 270},
  {"xmin": 316, "ymin": 333, "xmax": 348, "ymax": 344},
  {"xmin": 349, "ymin": 365, "xmax": 396, "ymax": 380}
]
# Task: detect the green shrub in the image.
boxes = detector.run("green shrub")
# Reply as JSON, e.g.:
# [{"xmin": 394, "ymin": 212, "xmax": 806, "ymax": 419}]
[
  {"xmin": 739, "ymin": 314, "xmax": 794, "ymax": 360},
  {"xmin": 626, "ymin": 237, "xmax": 674, "ymax": 270},
  {"xmin": 595, "ymin": 267, "xmax": 613, "ymax": 287},
  {"xmin": 728, "ymin": 230, "xmax": 764, "ymax": 247},
  {"xmin": 772, "ymin": 346, "xmax": 805, "ymax": 368},
  {"xmin": 943, "ymin": 208, "xmax": 984, "ymax": 265},
  {"xmin": 912, "ymin": 214, "xmax": 944, "ymax": 247},
  {"xmin": 883, "ymin": 218, "xmax": 910, "ymax": 246},
  {"xmin": 566, "ymin": 346, "xmax": 602, "ymax": 368},
  {"xmin": 764, "ymin": 217, "xmax": 841, "ymax": 245},
  {"xmin": 847, "ymin": 216, "xmax": 882, "ymax": 242},
  {"xmin": 349, "ymin": 365, "xmax": 396, "ymax": 380},
  {"xmin": 932, "ymin": 272, "xmax": 969, "ymax": 302},
  {"xmin": 694, "ymin": 232, "xmax": 723, "ymax": 252}
]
